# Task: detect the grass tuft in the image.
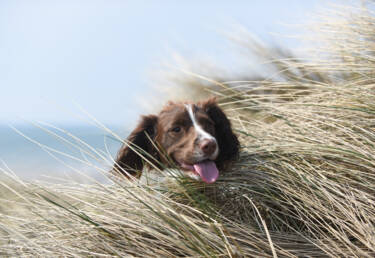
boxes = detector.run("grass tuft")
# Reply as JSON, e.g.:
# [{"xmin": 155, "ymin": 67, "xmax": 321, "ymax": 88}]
[{"xmin": 2, "ymin": 2, "xmax": 375, "ymax": 257}]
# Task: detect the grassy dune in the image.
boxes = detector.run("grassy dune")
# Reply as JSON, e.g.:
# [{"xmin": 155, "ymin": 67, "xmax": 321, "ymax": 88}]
[{"xmin": 1, "ymin": 3, "xmax": 375, "ymax": 257}]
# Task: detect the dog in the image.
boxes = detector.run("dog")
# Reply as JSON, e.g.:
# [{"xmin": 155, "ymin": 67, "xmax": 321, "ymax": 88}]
[{"xmin": 113, "ymin": 98, "xmax": 239, "ymax": 183}]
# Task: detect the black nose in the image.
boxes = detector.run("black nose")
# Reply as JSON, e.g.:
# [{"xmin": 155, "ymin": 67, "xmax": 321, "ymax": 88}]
[{"xmin": 199, "ymin": 139, "xmax": 217, "ymax": 156}]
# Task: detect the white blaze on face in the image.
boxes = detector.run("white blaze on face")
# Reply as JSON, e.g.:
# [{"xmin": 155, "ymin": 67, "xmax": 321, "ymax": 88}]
[{"xmin": 185, "ymin": 104, "xmax": 218, "ymax": 159}]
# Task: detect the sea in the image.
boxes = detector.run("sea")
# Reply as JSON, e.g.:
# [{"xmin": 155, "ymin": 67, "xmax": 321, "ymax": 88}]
[{"xmin": 0, "ymin": 124, "xmax": 128, "ymax": 183}]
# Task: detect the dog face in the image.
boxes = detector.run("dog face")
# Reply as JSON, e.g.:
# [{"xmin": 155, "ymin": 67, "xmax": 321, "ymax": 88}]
[{"xmin": 113, "ymin": 98, "xmax": 239, "ymax": 183}]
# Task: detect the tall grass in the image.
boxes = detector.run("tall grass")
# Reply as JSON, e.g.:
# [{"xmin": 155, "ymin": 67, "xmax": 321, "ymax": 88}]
[{"xmin": 1, "ymin": 2, "xmax": 375, "ymax": 257}]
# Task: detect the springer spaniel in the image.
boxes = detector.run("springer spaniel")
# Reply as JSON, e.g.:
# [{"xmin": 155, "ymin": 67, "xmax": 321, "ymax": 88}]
[{"xmin": 113, "ymin": 98, "xmax": 239, "ymax": 183}]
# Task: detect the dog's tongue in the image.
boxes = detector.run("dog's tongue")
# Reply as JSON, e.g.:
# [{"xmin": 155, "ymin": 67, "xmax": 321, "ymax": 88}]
[{"xmin": 193, "ymin": 161, "xmax": 219, "ymax": 184}]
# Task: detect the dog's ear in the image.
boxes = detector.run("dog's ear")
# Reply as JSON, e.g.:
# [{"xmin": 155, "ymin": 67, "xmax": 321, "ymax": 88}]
[
  {"xmin": 113, "ymin": 115, "xmax": 158, "ymax": 178},
  {"xmin": 201, "ymin": 98, "xmax": 239, "ymax": 169}
]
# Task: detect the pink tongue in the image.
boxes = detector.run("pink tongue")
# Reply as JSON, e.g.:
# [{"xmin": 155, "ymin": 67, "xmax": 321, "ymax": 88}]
[{"xmin": 193, "ymin": 161, "xmax": 219, "ymax": 184}]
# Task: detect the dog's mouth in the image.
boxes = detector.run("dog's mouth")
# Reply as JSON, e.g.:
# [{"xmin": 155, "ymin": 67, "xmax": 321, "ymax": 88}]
[{"xmin": 179, "ymin": 160, "xmax": 219, "ymax": 184}]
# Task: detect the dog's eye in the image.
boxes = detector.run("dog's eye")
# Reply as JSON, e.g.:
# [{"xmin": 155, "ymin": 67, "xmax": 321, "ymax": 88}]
[
  {"xmin": 171, "ymin": 126, "xmax": 181, "ymax": 133},
  {"xmin": 203, "ymin": 121, "xmax": 215, "ymax": 134}
]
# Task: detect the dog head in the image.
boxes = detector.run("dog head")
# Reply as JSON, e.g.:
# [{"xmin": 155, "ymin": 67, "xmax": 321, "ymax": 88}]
[{"xmin": 113, "ymin": 98, "xmax": 239, "ymax": 183}]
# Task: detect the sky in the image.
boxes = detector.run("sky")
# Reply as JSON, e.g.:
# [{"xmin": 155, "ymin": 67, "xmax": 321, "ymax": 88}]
[{"xmin": 0, "ymin": 0, "xmax": 344, "ymax": 127}]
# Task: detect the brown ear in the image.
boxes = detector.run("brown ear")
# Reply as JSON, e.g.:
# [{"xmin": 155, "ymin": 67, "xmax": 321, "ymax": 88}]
[
  {"xmin": 201, "ymin": 98, "xmax": 239, "ymax": 169},
  {"xmin": 113, "ymin": 115, "xmax": 158, "ymax": 178}
]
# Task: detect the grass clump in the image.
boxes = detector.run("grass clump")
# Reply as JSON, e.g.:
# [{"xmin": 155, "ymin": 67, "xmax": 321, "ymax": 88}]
[{"xmin": 1, "ymin": 2, "xmax": 375, "ymax": 257}]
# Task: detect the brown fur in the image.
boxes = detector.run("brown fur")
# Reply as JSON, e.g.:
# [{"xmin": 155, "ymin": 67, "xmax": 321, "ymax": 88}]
[{"xmin": 113, "ymin": 98, "xmax": 239, "ymax": 179}]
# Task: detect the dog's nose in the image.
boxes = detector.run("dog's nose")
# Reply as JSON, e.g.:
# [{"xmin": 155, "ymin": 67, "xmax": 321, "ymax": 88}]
[{"xmin": 200, "ymin": 139, "xmax": 217, "ymax": 156}]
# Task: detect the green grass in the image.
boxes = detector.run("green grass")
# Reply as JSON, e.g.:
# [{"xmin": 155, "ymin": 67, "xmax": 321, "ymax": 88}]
[{"xmin": 1, "ymin": 2, "xmax": 375, "ymax": 257}]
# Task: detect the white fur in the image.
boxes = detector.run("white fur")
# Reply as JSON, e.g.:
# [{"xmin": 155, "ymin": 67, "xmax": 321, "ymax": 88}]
[{"xmin": 185, "ymin": 104, "xmax": 219, "ymax": 159}]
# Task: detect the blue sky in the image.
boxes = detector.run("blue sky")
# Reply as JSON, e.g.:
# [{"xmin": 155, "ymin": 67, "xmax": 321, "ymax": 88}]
[{"xmin": 0, "ymin": 0, "xmax": 341, "ymax": 126}]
